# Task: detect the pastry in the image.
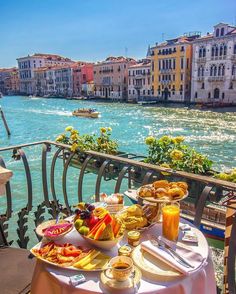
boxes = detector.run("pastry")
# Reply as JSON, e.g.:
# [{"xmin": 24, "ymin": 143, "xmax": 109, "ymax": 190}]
[{"xmin": 152, "ymin": 180, "xmax": 169, "ymax": 189}]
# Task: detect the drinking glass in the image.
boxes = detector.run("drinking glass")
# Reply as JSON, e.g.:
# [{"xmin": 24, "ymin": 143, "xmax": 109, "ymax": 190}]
[{"xmin": 162, "ymin": 203, "xmax": 180, "ymax": 241}]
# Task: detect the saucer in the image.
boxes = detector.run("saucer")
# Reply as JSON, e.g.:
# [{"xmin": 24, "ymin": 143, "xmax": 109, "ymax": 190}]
[{"xmin": 100, "ymin": 266, "xmax": 141, "ymax": 293}]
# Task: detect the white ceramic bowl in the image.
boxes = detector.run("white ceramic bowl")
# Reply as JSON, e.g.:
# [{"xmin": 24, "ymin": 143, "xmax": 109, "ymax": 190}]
[{"xmin": 79, "ymin": 233, "xmax": 124, "ymax": 250}]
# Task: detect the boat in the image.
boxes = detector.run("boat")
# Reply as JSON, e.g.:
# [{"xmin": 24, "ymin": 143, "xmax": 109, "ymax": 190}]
[{"xmin": 72, "ymin": 108, "xmax": 100, "ymax": 118}]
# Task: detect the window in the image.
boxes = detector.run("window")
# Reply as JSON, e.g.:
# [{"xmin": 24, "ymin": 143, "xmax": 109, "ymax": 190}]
[
  {"xmin": 181, "ymin": 46, "xmax": 184, "ymax": 52},
  {"xmin": 173, "ymin": 74, "xmax": 175, "ymax": 81},
  {"xmin": 222, "ymin": 92, "xmax": 225, "ymax": 99},
  {"xmin": 201, "ymin": 82, "xmax": 205, "ymax": 89},
  {"xmin": 221, "ymin": 28, "xmax": 224, "ymax": 36},
  {"xmin": 208, "ymin": 92, "xmax": 211, "ymax": 99},
  {"xmin": 199, "ymin": 48, "xmax": 202, "ymax": 58},
  {"xmin": 181, "ymin": 73, "xmax": 183, "ymax": 81},
  {"xmin": 181, "ymin": 58, "xmax": 184, "ymax": 69},
  {"xmin": 173, "ymin": 59, "xmax": 176, "ymax": 69},
  {"xmin": 216, "ymin": 28, "xmax": 219, "ymax": 37},
  {"xmin": 214, "ymin": 88, "xmax": 220, "ymax": 99},
  {"xmin": 129, "ymin": 79, "xmax": 130, "ymax": 85},
  {"xmin": 169, "ymin": 59, "xmax": 171, "ymax": 69},
  {"xmin": 143, "ymin": 90, "xmax": 145, "ymax": 95},
  {"xmin": 187, "ymin": 59, "xmax": 189, "ymax": 69},
  {"xmin": 224, "ymin": 45, "xmax": 227, "ymax": 56},
  {"xmin": 203, "ymin": 48, "xmax": 206, "ymax": 57},
  {"xmin": 229, "ymin": 82, "xmax": 233, "ymax": 89},
  {"xmin": 129, "ymin": 90, "xmax": 131, "ymax": 94},
  {"xmin": 159, "ymin": 60, "xmax": 161, "ymax": 70},
  {"xmin": 234, "ymin": 44, "xmax": 236, "ymax": 54},
  {"xmin": 148, "ymin": 90, "xmax": 150, "ymax": 95},
  {"xmin": 133, "ymin": 90, "xmax": 135, "ymax": 95},
  {"xmin": 195, "ymin": 92, "xmax": 198, "ymax": 98},
  {"xmin": 152, "ymin": 62, "xmax": 154, "ymax": 71}
]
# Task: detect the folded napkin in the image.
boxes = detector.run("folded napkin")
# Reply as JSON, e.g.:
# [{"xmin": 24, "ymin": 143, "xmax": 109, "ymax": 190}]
[{"xmin": 141, "ymin": 237, "xmax": 206, "ymax": 275}]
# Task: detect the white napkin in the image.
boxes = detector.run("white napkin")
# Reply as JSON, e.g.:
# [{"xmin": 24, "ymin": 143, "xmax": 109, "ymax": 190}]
[{"xmin": 141, "ymin": 238, "xmax": 206, "ymax": 275}]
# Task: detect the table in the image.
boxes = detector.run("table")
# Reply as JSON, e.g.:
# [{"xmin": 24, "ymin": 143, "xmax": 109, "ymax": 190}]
[{"xmin": 31, "ymin": 220, "xmax": 217, "ymax": 294}]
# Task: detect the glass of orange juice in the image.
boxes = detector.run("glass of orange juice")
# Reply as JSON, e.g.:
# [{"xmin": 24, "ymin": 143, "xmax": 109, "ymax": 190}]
[{"xmin": 162, "ymin": 203, "xmax": 180, "ymax": 241}]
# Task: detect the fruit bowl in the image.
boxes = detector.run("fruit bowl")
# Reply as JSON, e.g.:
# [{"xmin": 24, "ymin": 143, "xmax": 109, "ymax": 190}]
[{"xmin": 78, "ymin": 232, "xmax": 124, "ymax": 250}]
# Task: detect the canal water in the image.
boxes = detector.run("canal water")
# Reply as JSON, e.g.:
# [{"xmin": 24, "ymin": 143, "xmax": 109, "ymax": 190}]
[{"xmin": 0, "ymin": 96, "xmax": 235, "ymax": 248}]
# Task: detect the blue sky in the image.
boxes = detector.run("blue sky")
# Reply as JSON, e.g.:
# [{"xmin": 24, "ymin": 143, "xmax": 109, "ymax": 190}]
[{"xmin": 0, "ymin": 0, "xmax": 236, "ymax": 67}]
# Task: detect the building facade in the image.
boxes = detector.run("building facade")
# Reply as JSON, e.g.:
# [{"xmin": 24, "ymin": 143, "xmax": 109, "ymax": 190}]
[
  {"xmin": 34, "ymin": 65, "xmax": 73, "ymax": 97},
  {"xmin": 191, "ymin": 23, "xmax": 236, "ymax": 104},
  {"xmin": 72, "ymin": 62, "xmax": 94, "ymax": 96},
  {"xmin": 0, "ymin": 67, "xmax": 19, "ymax": 94},
  {"xmin": 128, "ymin": 59, "xmax": 151, "ymax": 102},
  {"xmin": 151, "ymin": 34, "xmax": 200, "ymax": 102},
  {"xmin": 17, "ymin": 53, "xmax": 74, "ymax": 95},
  {"xmin": 93, "ymin": 56, "xmax": 136, "ymax": 100}
]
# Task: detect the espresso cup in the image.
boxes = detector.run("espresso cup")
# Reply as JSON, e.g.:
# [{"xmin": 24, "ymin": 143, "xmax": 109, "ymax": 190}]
[{"xmin": 108, "ymin": 256, "xmax": 133, "ymax": 281}]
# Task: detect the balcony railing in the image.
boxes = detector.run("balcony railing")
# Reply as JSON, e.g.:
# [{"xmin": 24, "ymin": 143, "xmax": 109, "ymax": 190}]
[
  {"xmin": 0, "ymin": 140, "xmax": 235, "ymax": 292},
  {"xmin": 196, "ymin": 57, "xmax": 206, "ymax": 63},
  {"xmin": 211, "ymin": 55, "xmax": 227, "ymax": 61},
  {"xmin": 208, "ymin": 76, "xmax": 225, "ymax": 82}
]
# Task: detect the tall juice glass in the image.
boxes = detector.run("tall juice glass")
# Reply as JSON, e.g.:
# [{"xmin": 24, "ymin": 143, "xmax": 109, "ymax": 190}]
[{"xmin": 162, "ymin": 203, "xmax": 180, "ymax": 241}]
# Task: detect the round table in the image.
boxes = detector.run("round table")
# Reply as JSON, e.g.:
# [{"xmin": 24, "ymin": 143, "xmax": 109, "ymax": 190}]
[{"xmin": 31, "ymin": 220, "xmax": 217, "ymax": 294}]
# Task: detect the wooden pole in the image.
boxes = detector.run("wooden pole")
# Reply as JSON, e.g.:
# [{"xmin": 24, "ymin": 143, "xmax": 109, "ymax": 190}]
[{"xmin": 0, "ymin": 107, "xmax": 11, "ymax": 136}]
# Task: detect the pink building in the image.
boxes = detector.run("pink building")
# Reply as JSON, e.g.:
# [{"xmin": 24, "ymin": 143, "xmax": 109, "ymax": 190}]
[
  {"xmin": 93, "ymin": 56, "xmax": 136, "ymax": 100},
  {"xmin": 72, "ymin": 62, "xmax": 94, "ymax": 96}
]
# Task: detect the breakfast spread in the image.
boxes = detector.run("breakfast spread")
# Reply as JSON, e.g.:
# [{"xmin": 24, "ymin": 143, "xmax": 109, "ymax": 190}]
[{"xmin": 138, "ymin": 180, "xmax": 188, "ymax": 201}]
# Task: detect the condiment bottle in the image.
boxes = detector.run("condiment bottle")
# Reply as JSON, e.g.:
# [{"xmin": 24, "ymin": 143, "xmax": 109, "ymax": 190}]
[{"xmin": 127, "ymin": 230, "xmax": 141, "ymax": 247}]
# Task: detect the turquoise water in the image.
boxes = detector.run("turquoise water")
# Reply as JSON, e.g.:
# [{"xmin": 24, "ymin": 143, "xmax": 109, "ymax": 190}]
[{"xmin": 0, "ymin": 95, "xmax": 236, "ymax": 213}]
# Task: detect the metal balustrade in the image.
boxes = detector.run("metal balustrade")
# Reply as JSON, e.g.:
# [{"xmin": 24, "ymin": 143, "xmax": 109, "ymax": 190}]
[{"xmin": 0, "ymin": 140, "xmax": 235, "ymax": 292}]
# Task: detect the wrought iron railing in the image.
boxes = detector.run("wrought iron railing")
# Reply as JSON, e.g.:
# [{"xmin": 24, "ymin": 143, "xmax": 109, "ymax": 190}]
[{"xmin": 0, "ymin": 140, "xmax": 235, "ymax": 292}]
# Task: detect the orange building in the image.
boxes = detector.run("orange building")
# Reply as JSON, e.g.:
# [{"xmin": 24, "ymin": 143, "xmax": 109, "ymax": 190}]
[{"xmin": 0, "ymin": 67, "xmax": 19, "ymax": 94}]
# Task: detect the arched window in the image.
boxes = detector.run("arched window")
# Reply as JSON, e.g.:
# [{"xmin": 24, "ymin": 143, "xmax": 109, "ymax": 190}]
[
  {"xmin": 222, "ymin": 65, "xmax": 225, "ymax": 76},
  {"xmin": 216, "ymin": 28, "xmax": 219, "ymax": 37},
  {"xmin": 223, "ymin": 45, "xmax": 227, "ymax": 56},
  {"xmin": 210, "ymin": 65, "xmax": 213, "ymax": 76},
  {"xmin": 218, "ymin": 65, "xmax": 221, "ymax": 76},
  {"xmin": 201, "ymin": 66, "xmax": 204, "ymax": 76},
  {"xmin": 222, "ymin": 92, "xmax": 225, "ymax": 99},
  {"xmin": 198, "ymin": 67, "xmax": 201, "ymax": 77},
  {"xmin": 214, "ymin": 88, "xmax": 220, "ymax": 99},
  {"xmin": 203, "ymin": 48, "xmax": 206, "ymax": 57},
  {"xmin": 215, "ymin": 45, "xmax": 219, "ymax": 56},
  {"xmin": 195, "ymin": 92, "xmax": 198, "ymax": 98},
  {"xmin": 199, "ymin": 48, "xmax": 202, "ymax": 58},
  {"xmin": 213, "ymin": 65, "xmax": 217, "ymax": 76},
  {"xmin": 208, "ymin": 92, "xmax": 211, "ymax": 99},
  {"xmin": 220, "ymin": 45, "xmax": 223, "ymax": 56},
  {"xmin": 221, "ymin": 28, "xmax": 224, "ymax": 36},
  {"xmin": 211, "ymin": 46, "xmax": 215, "ymax": 57}
]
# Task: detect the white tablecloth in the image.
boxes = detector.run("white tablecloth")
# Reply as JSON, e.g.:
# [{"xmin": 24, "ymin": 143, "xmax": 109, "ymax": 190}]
[{"xmin": 31, "ymin": 221, "xmax": 217, "ymax": 294}]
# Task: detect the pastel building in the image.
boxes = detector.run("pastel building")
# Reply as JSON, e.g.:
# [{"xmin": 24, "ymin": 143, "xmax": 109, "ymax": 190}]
[
  {"xmin": 93, "ymin": 56, "xmax": 136, "ymax": 100},
  {"xmin": 34, "ymin": 65, "xmax": 73, "ymax": 97},
  {"xmin": 191, "ymin": 23, "xmax": 236, "ymax": 103},
  {"xmin": 128, "ymin": 59, "xmax": 151, "ymax": 102},
  {"xmin": 151, "ymin": 33, "xmax": 200, "ymax": 102},
  {"xmin": 0, "ymin": 67, "xmax": 19, "ymax": 94},
  {"xmin": 72, "ymin": 62, "xmax": 94, "ymax": 96},
  {"xmin": 17, "ymin": 53, "xmax": 74, "ymax": 95}
]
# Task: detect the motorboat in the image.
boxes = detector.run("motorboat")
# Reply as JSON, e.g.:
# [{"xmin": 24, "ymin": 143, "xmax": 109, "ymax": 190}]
[{"xmin": 72, "ymin": 108, "xmax": 100, "ymax": 118}]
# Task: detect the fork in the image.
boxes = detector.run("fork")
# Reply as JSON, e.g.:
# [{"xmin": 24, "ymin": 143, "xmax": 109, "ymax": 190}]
[{"xmin": 148, "ymin": 234, "xmax": 194, "ymax": 269}]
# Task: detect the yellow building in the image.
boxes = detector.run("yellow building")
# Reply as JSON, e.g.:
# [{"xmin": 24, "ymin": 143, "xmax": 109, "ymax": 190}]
[{"xmin": 151, "ymin": 33, "xmax": 200, "ymax": 102}]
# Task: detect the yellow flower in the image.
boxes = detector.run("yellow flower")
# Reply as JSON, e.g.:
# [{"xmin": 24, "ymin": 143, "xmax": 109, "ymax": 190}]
[
  {"xmin": 107, "ymin": 127, "xmax": 112, "ymax": 132},
  {"xmin": 71, "ymin": 129, "xmax": 79, "ymax": 135},
  {"xmin": 160, "ymin": 163, "xmax": 171, "ymax": 175},
  {"xmin": 173, "ymin": 136, "xmax": 185, "ymax": 144},
  {"xmin": 159, "ymin": 135, "xmax": 171, "ymax": 143},
  {"xmin": 71, "ymin": 143, "xmax": 78, "ymax": 152},
  {"xmin": 56, "ymin": 135, "xmax": 63, "ymax": 142},
  {"xmin": 170, "ymin": 149, "xmax": 184, "ymax": 160},
  {"xmin": 145, "ymin": 136, "xmax": 155, "ymax": 145},
  {"xmin": 70, "ymin": 133, "xmax": 78, "ymax": 141},
  {"xmin": 100, "ymin": 127, "xmax": 106, "ymax": 133},
  {"xmin": 65, "ymin": 126, "xmax": 73, "ymax": 132}
]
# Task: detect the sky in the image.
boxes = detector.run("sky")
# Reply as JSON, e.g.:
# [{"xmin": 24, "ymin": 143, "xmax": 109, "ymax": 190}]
[{"xmin": 0, "ymin": 0, "xmax": 236, "ymax": 67}]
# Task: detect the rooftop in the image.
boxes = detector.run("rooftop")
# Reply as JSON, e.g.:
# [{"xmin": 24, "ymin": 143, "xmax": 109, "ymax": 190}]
[{"xmin": 17, "ymin": 53, "xmax": 74, "ymax": 62}]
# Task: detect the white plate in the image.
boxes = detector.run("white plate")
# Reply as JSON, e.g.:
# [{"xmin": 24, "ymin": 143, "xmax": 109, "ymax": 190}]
[
  {"xmin": 30, "ymin": 242, "xmax": 110, "ymax": 272},
  {"xmin": 132, "ymin": 244, "xmax": 182, "ymax": 282}
]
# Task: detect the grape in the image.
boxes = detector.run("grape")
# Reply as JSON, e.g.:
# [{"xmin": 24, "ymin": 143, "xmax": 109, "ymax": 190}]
[
  {"xmin": 84, "ymin": 210, "xmax": 91, "ymax": 218},
  {"xmin": 80, "ymin": 212, "xmax": 87, "ymax": 220},
  {"xmin": 75, "ymin": 209, "xmax": 82, "ymax": 215},
  {"xmin": 87, "ymin": 205, "xmax": 95, "ymax": 211}
]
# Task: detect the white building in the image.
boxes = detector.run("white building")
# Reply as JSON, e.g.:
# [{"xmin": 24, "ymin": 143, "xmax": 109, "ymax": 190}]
[
  {"xmin": 191, "ymin": 23, "xmax": 236, "ymax": 104},
  {"xmin": 128, "ymin": 59, "xmax": 151, "ymax": 102},
  {"xmin": 17, "ymin": 53, "xmax": 74, "ymax": 95}
]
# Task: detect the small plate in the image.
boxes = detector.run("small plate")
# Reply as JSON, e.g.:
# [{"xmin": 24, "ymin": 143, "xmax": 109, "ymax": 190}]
[
  {"xmin": 100, "ymin": 266, "xmax": 141, "ymax": 293},
  {"xmin": 132, "ymin": 245, "xmax": 182, "ymax": 282},
  {"xmin": 35, "ymin": 219, "xmax": 71, "ymax": 238}
]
